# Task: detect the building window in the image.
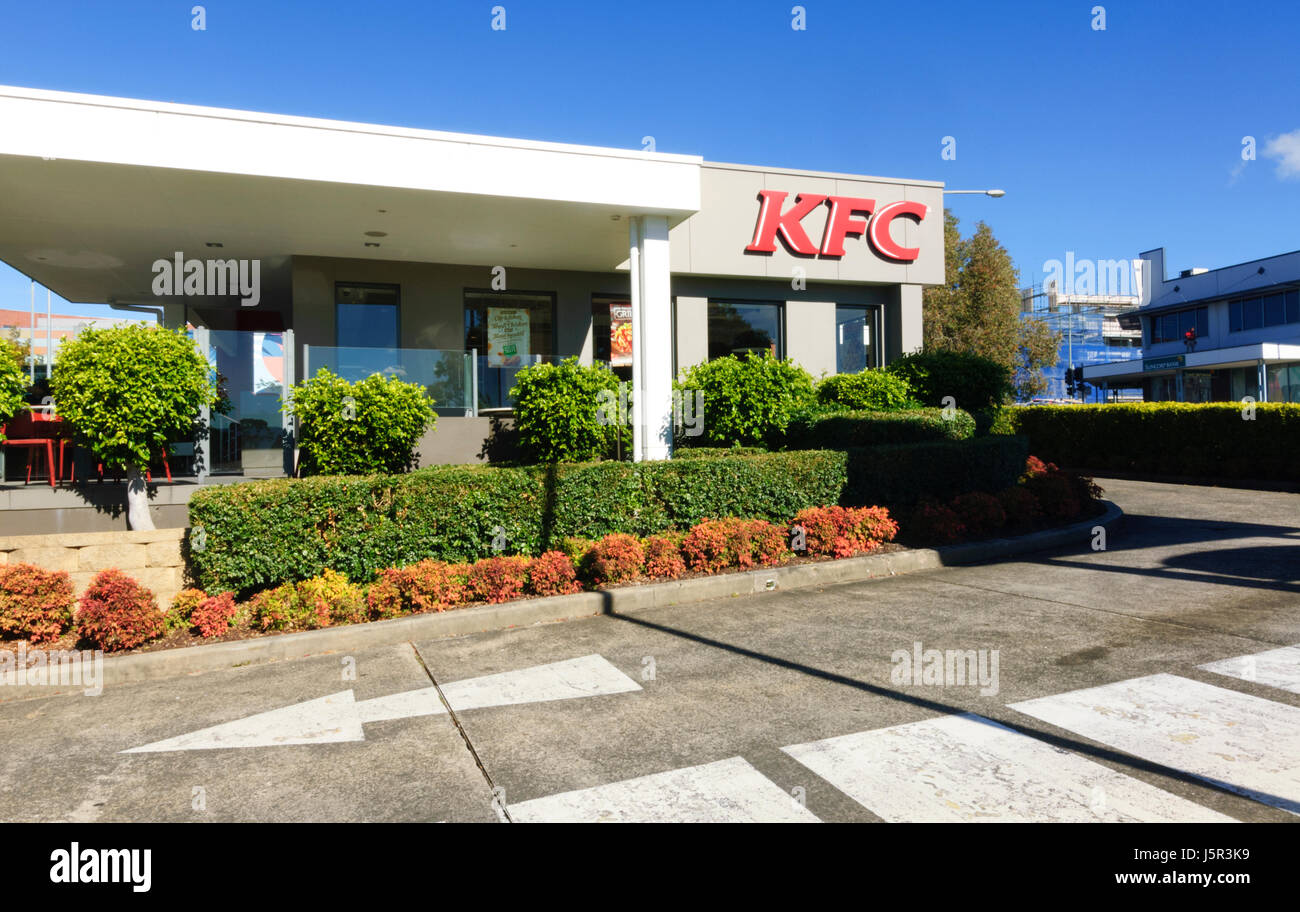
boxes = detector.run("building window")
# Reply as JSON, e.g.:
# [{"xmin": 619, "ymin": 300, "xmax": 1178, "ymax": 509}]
[
  {"xmin": 1229, "ymin": 366, "xmax": 1260, "ymax": 402},
  {"xmin": 1266, "ymin": 361, "xmax": 1300, "ymax": 403},
  {"xmin": 834, "ymin": 305, "xmax": 879, "ymax": 373},
  {"xmin": 1150, "ymin": 306, "xmax": 1207, "ymax": 343},
  {"xmin": 464, "ymin": 289, "xmax": 556, "ymax": 410},
  {"xmin": 1230, "ymin": 290, "xmax": 1299, "ymax": 332},
  {"xmin": 336, "ymin": 283, "xmax": 399, "ymax": 348},
  {"xmin": 707, "ymin": 300, "xmax": 783, "ymax": 360}
]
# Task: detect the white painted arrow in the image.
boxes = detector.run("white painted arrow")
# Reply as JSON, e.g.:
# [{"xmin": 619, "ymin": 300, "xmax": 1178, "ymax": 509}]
[{"xmin": 122, "ymin": 654, "xmax": 641, "ymax": 753}]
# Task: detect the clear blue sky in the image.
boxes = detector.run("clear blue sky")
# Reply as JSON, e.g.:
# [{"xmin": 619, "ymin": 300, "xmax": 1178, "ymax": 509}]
[{"xmin": 2, "ymin": 0, "xmax": 1298, "ymax": 319}]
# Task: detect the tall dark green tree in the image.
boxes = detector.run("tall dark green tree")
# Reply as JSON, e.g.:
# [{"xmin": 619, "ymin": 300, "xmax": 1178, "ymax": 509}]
[{"xmin": 923, "ymin": 211, "xmax": 1023, "ymax": 371}]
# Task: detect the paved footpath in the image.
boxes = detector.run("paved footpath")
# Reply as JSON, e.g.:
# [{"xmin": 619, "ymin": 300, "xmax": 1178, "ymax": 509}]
[{"xmin": 2, "ymin": 478, "xmax": 1298, "ymax": 823}]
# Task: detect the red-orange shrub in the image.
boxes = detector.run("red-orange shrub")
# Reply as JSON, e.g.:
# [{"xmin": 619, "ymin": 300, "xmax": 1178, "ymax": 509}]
[
  {"xmin": 1024, "ymin": 455, "xmax": 1056, "ymax": 478},
  {"xmin": 166, "ymin": 588, "xmax": 206, "ymax": 632},
  {"xmin": 643, "ymin": 535, "xmax": 687, "ymax": 580},
  {"xmin": 192, "ymin": 592, "xmax": 239, "ymax": 638},
  {"xmin": 792, "ymin": 506, "xmax": 898, "ymax": 557},
  {"xmin": 582, "ymin": 533, "xmax": 645, "ymax": 586},
  {"xmin": 1024, "ymin": 472, "xmax": 1080, "ymax": 520},
  {"xmin": 466, "ymin": 555, "xmax": 531, "ymax": 603},
  {"xmin": 0, "ymin": 563, "xmax": 75, "ymax": 644},
  {"xmin": 997, "ymin": 486, "xmax": 1042, "ymax": 528},
  {"xmin": 681, "ymin": 518, "xmax": 789, "ymax": 573},
  {"xmin": 846, "ymin": 505, "xmax": 899, "ymax": 547},
  {"xmin": 75, "ymin": 569, "xmax": 163, "ymax": 651},
  {"xmin": 297, "ymin": 569, "xmax": 367, "ymax": 626},
  {"xmin": 528, "ymin": 551, "xmax": 581, "ymax": 597},
  {"xmin": 367, "ymin": 560, "xmax": 468, "ymax": 618},
  {"xmin": 950, "ymin": 492, "xmax": 1007, "ymax": 537},
  {"xmin": 906, "ymin": 502, "xmax": 967, "ymax": 545}
]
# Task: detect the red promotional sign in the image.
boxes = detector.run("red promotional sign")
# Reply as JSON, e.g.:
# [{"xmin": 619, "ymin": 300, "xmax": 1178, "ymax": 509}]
[{"xmin": 745, "ymin": 190, "xmax": 928, "ymax": 262}]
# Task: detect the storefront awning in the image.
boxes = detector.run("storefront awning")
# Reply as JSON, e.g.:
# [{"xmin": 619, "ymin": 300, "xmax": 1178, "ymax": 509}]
[{"xmin": 0, "ymin": 85, "xmax": 703, "ymax": 305}]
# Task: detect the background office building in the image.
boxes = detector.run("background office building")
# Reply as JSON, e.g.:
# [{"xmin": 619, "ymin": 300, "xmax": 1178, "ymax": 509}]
[
  {"xmin": 1019, "ymin": 283, "xmax": 1142, "ymax": 402},
  {"xmin": 1084, "ymin": 247, "xmax": 1300, "ymax": 403}
]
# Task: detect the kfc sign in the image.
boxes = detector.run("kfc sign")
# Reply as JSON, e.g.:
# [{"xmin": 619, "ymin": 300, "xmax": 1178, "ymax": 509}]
[{"xmin": 745, "ymin": 190, "xmax": 929, "ymax": 262}]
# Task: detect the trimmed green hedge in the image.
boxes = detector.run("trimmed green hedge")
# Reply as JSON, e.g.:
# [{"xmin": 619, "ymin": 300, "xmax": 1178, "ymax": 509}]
[
  {"xmin": 1004, "ymin": 403, "xmax": 1300, "ymax": 480},
  {"xmin": 842, "ymin": 436, "xmax": 1029, "ymax": 508},
  {"xmin": 786, "ymin": 407, "xmax": 976, "ymax": 448},
  {"xmin": 188, "ymin": 439, "xmax": 1028, "ymax": 593}
]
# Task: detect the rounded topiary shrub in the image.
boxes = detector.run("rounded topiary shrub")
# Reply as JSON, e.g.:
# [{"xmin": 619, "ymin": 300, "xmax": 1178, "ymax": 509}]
[
  {"xmin": 886, "ymin": 350, "xmax": 1012, "ymax": 413},
  {"xmin": 76, "ymin": 569, "xmax": 164, "ymax": 651},
  {"xmin": 510, "ymin": 358, "xmax": 627, "ymax": 464},
  {"xmin": 816, "ymin": 369, "xmax": 918, "ymax": 412},
  {"xmin": 165, "ymin": 588, "xmax": 208, "ymax": 632},
  {"xmin": 675, "ymin": 353, "xmax": 815, "ymax": 449},
  {"xmin": 286, "ymin": 368, "xmax": 435, "ymax": 475},
  {"xmin": 0, "ymin": 563, "xmax": 76, "ymax": 644}
]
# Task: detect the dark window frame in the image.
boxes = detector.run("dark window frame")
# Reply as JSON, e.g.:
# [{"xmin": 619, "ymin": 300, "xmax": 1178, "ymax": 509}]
[
  {"xmin": 833, "ymin": 303, "xmax": 883, "ymax": 373},
  {"xmin": 706, "ymin": 297, "xmax": 786, "ymax": 361}
]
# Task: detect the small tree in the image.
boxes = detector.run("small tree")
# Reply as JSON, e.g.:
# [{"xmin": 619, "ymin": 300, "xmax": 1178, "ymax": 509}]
[
  {"xmin": 52, "ymin": 324, "xmax": 216, "ymax": 530},
  {"xmin": 285, "ymin": 368, "xmax": 435, "ymax": 475},
  {"xmin": 0, "ymin": 337, "xmax": 27, "ymax": 439}
]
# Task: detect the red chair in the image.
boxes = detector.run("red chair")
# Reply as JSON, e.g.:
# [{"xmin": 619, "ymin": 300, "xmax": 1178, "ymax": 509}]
[
  {"xmin": 87, "ymin": 447, "xmax": 173, "ymax": 484},
  {"xmin": 1, "ymin": 410, "xmax": 60, "ymax": 487}
]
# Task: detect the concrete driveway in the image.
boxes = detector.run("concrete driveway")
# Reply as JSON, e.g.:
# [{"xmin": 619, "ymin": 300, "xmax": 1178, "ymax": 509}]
[{"xmin": 2, "ymin": 477, "xmax": 1297, "ymax": 823}]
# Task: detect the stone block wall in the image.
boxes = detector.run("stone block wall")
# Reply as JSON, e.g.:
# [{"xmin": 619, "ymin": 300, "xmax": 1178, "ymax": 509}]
[{"xmin": 0, "ymin": 528, "xmax": 188, "ymax": 605}]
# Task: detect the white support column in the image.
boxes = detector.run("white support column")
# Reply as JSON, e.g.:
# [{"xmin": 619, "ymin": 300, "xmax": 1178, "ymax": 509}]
[{"xmin": 632, "ymin": 215, "xmax": 674, "ymax": 461}]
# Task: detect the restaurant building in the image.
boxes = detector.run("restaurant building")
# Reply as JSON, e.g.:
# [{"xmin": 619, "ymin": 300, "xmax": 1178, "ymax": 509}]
[
  {"xmin": 0, "ymin": 84, "xmax": 943, "ymax": 474},
  {"xmin": 1084, "ymin": 247, "xmax": 1300, "ymax": 403}
]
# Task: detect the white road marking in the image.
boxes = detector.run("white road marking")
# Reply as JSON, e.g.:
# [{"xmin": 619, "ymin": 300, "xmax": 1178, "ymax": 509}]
[
  {"xmin": 121, "ymin": 691, "xmax": 364, "ymax": 753},
  {"xmin": 357, "ymin": 654, "xmax": 641, "ymax": 723},
  {"xmin": 123, "ymin": 654, "xmax": 641, "ymax": 753},
  {"xmin": 1199, "ymin": 645, "xmax": 1300, "ymax": 695},
  {"xmin": 782, "ymin": 713, "xmax": 1234, "ymax": 822},
  {"xmin": 1010, "ymin": 673, "xmax": 1300, "ymax": 815},
  {"xmin": 509, "ymin": 757, "xmax": 820, "ymax": 823}
]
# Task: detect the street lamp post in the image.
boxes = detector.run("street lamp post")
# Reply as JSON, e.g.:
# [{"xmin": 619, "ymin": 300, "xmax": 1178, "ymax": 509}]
[{"xmin": 942, "ymin": 189, "xmax": 1006, "ymax": 197}]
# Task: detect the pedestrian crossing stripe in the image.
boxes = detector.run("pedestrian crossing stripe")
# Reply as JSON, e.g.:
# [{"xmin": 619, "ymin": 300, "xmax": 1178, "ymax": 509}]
[
  {"xmin": 508, "ymin": 757, "xmax": 821, "ymax": 823},
  {"xmin": 1010, "ymin": 673, "xmax": 1300, "ymax": 816},
  {"xmin": 781, "ymin": 713, "xmax": 1235, "ymax": 823},
  {"xmin": 1198, "ymin": 644, "xmax": 1300, "ymax": 695}
]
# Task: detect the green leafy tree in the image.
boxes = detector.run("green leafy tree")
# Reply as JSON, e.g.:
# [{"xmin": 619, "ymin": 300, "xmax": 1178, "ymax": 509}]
[
  {"xmin": 923, "ymin": 211, "xmax": 1022, "ymax": 370},
  {"xmin": 510, "ymin": 357, "xmax": 627, "ymax": 463},
  {"xmin": 0, "ymin": 336, "xmax": 27, "ymax": 440},
  {"xmin": 675, "ymin": 352, "xmax": 815, "ymax": 449},
  {"xmin": 285, "ymin": 368, "xmax": 435, "ymax": 475},
  {"xmin": 1014, "ymin": 317, "xmax": 1063, "ymax": 401},
  {"xmin": 52, "ymin": 324, "xmax": 216, "ymax": 530}
]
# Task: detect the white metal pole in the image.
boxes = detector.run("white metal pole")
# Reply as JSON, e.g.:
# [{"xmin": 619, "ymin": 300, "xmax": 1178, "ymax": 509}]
[
  {"xmin": 45, "ymin": 287, "xmax": 52, "ymax": 382},
  {"xmin": 628, "ymin": 218, "xmax": 643, "ymax": 463},
  {"xmin": 29, "ymin": 281, "xmax": 35, "ymax": 383}
]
